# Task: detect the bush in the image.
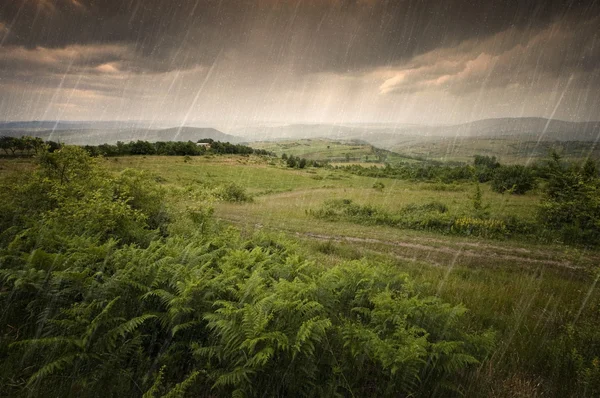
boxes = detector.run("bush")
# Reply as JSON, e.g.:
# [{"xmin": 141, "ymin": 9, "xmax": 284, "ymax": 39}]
[
  {"xmin": 373, "ymin": 181, "xmax": 385, "ymax": 191},
  {"xmin": 311, "ymin": 199, "xmax": 519, "ymax": 240},
  {"xmin": 538, "ymin": 155, "xmax": 600, "ymax": 246},
  {"xmin": 491, "ymin": 165, "xmax": 536, "ymax": 194},
  {"xmin": 451, "ymin": 217, "xmax": 507, "ymax": 238},
  {"xmin": 0, "ymin": 146, "xmax": 162, "ymax": 249},
  {"xmin": 214, "ymin": 182, "xmax": 252, "ymax": 202}
]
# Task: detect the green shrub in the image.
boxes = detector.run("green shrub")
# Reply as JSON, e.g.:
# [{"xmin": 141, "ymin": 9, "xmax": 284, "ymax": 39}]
[
  {"xmin": 213, "ymin": 182, "xmax": 252, "ymax": 202},
  {"xmin": 538, "ymin": 155, "xmax": 600, "ymax": 246},
  {"xmin": 373, "ymin": 181, "xmax": 385, "ymax": 191},
  {"xmin": 0, "ymin": 146, "xmax": 162, "ymax": 249},
  {"xmin": 491, "ymin": 165, "xmax": 536, "ymax": 194},
  {"xmin": 311, "ymin": 199, "xmax": 518, "ymax": 240}
]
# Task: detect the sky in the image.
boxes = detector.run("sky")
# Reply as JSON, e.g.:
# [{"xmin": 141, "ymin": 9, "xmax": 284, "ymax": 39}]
[{"xmin": 0, "ymin": 0, "xmax": 599, "ymax": 126}]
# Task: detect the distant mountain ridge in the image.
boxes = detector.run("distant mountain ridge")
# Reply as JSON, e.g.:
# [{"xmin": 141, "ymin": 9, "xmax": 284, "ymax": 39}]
[
  {"xmin": 233, "ymin": 118, "xmax": 600, "ymax": 148},
  {"xmin": 398, "ymin": 118, "xmax": 600, "ymax": 140},
  {"xmin": 0, "ymin": 121, "xmax": 153, "ymax": 131},
  {"xmin": 1, "ymin": 118, "xmax": 599, "ymax": 147},
  {"xmin": 0, "ymin": 126, "xmax": 241, "ymax": 146}
]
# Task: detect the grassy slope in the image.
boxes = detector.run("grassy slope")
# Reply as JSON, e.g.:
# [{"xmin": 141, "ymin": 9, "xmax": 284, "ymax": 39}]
[
  {"xmin": 390, "ymin": 137, "xmax": 600, "ymax": 164},
  {"xmin": 248, "ymin": 136, "xmax": 600, "ymax": 166},
  {"xmin": 249, "ymin": 138, "xmax": 418, "ymax": 164},
  {"xmin": 4, "ymin": 154, "xmax": 599, "ymax": 395}
]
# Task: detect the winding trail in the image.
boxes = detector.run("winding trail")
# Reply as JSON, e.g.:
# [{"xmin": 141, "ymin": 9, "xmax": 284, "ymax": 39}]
[{"xmin": 217, "ymin": 214, "xmax": 598, "ymax": 272}]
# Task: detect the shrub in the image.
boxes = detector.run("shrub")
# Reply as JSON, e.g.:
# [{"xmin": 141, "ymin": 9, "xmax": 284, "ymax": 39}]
[
  {"xmin": 0, "ymin": 146, "xmax": 162, "ymax": 249},
  {"xmin": 311, "ymin": 199, "xmax": 520, "ymax": 239},
  {"xmin": 538, "ymin": 155, "xmax": 600, "ymax": 246},
  {"xmin": 0, "ymin": 232, "xmax": 493, "ymax": 397},
  {"xmin": 451, "ymin": 217, "xmax": 507, "ymax": 238},
  {"xmin": 214, "ymin": 182, "xmax": 252, "ymax": 202},
  {"xmin": 373, "ymin": 181, "xmax": 385, "ymax": 191},
  {"xmin": 491, "ymin": 165, "xmax": 536, "ymax": 194}
]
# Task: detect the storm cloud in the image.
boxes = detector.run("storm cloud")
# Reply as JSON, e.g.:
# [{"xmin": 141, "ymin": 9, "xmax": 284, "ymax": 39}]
[{"xmin": 1, "ymin": 0, "xmax": 599, "ymax": 124}]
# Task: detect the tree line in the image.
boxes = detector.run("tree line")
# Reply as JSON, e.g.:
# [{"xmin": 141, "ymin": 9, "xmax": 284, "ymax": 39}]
[
  {"xmin": 337, "ymin": 154, "xmax": 558, "ymax": 195},
  {"xmin": 0, "ymin": 136, "xmax": 56, "ymax": 156},
  {"xmin": 281, "ymin": 153, "xmax": 328, "ymax": 168},
  {"xmin": 0, "ymin": 136, "xmax": 275, "ymax": 157}
]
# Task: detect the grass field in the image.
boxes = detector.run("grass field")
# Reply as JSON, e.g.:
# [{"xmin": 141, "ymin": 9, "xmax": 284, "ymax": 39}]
[
  {"xmin": 2, "ymin": 152, "xmax": 599, "ymax": 396},
  {"xmin": 247, "ymin": 136, "xmax": 600, "ymax": 165},
  {"xmin": 390, "ymin": 137, "xmax": 600, "ymax": 164},
  {"xmin": 249, "ymin": 138, "xmax": 419, "ymax": 164}
]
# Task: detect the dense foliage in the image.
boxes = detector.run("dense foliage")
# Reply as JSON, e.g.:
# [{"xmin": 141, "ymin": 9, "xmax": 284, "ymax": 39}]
[
  {"xmin": 339, "ymin": 155, "xmax": 539, "ymax": 195},
  {"xmin": 539, "ymin": 153, "xmax": 600, "ymax": 246},
  {"xmin": 0, "ymin": 147, "xmax": 494, "ymax": 397},
  {"xmin": 0, "ymin": 135, "xmax": 47, "ymax": 156},
  {"xmin": 282, "ymin": 153, "xmax": 327, "ymax": 168},
  {"xmin": 490, "ymin": 165, "xmax": 536, "ymax": 194},
  {"xmin": 84, "ymin": 139, "xmax": 274, "ymax": 157}
]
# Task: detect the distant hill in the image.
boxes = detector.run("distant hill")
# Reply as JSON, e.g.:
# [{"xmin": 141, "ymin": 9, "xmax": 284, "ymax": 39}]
[
  {"xmin": 233, "ymin": 118, "xmax": 600, "ymax": 148},
  {"xmin": 232, "ymin": 124, "xmax": 410, "ymax": 142},
  {"xmin": 249, "ymin": 138, "xmax": 413, "ymax": 164},
  {"xmin": 0, "ymin": 121, "xmax": 151, "ymax": 131},
  {"xmin": 0, "ymin": 126, "xmax": 241, "ymax": 145},
  {"xmin": 393, "ymin": 118, "xmax": 600, "ymax": 141},
  {"xmin": 2, "ymin": 118, "xmax": 599, "ymax": 148}
]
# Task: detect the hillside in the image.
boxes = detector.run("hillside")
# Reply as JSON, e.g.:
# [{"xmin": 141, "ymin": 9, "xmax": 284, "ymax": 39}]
[
  {"xmin": 0, "ymin": 126, "xmax": 241, "ymax": 145},
  {"xmin": 392, "ymin": 118, "xmax": 600, "ymax": 141},
  {"xmin": 238, "ymin": 118, "xmax": 600, "ymax": 163},
  {"xmin": 249, "ymin": 138, "xmax": 418, "ymax": 164}
]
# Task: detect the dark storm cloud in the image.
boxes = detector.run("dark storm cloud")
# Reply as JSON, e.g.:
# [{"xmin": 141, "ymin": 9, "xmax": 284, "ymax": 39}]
[
  {"xmin": 377, "ymin": 15, "xmax": 600, "ymax": 95},
  {"xmin": 2, "ymin": 0, "xmax": 599, "ymax": 74},
  {"xmin": 1, "ymin": 0, "xmax": 599, "ymax": 123}
]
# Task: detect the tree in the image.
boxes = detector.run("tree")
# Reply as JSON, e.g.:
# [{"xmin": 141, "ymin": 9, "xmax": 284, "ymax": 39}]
[
  {"xmin": 286, "ymin": 156, "xmax": 297, "ymax": 168},
  {"xmin": 0, "ymin": 136, "xmax": 17, "ymax": 155},
  {"xmin": 473, "ymin": 155, "xmax": 500, "ymax": 169}
]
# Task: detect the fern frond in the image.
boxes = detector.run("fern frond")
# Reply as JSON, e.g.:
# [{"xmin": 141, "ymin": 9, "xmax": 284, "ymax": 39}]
[{"xmin": 163, "ymin": 370, "xmax": 201, "ymax": 398}]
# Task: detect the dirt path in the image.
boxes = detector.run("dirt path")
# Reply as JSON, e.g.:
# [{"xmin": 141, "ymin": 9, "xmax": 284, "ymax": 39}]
[
  {"xmin": 217, "ymin": 215, "xmax": 597, "ymax": 272},
  {"xmin": 299, "ymin": 232, "xmax": 583, "ymax": 270}
]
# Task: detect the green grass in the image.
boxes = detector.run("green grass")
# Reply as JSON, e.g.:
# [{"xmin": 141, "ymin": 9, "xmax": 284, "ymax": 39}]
[
  {"xmin": 249, "ymin": 138, "xmax": 418, "ymax": 164},
  {"xmin": 390, "ymin": 137, "xmax": 600, "ymax": 164},
  {"xmin": 102, "ymin": 155, "xmax": 540, "ymax": 219}
]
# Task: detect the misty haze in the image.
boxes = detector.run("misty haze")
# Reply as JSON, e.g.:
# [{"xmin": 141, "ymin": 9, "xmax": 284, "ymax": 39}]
[{"xmin": 1, "ymin": 1, "xmax": 599, "ymax": 397}]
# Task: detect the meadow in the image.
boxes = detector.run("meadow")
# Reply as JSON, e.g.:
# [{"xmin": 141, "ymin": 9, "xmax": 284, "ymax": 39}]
[
  {"xmin": 249, "ymin": 138, "xmax": 418, "ymax": 164},
  {"xmin": 104, "ymin": 154, "xmax": 600, "ymax": 396},
  {"xmin": 1, "ymin": 148, "xmax": 599, "ymax": 397},
  {"xmin": 388, "ymin": 136, "xmax": 600, "ymax": 164}
]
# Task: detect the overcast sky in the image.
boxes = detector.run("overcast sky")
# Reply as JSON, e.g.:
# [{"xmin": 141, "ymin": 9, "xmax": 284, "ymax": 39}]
[{"xmin": 0, "ymin": 0, "xmax": 599, "ymax": 125}]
